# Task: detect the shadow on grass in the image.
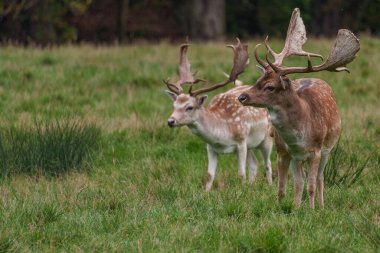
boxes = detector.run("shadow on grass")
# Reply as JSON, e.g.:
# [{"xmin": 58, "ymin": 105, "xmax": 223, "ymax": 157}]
[{"xmin": 0, "ymin": 119, "xmax": 100, "ymax": 178}]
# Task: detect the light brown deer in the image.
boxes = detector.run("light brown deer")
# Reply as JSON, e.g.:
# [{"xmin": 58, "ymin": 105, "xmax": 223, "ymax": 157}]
[
  {"xmin": 238, "ymin": 8, "xmax": 360, "ymax": 208},
  {"xmin": 165, "ymin": 39, "xmax": 273, "ymax": 191}
]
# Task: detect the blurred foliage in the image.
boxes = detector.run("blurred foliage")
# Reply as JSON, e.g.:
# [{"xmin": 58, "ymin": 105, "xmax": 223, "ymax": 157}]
[
  {"xmin": 0, "ymin": 0, "xmax": 92, "ymax": 44},
  {"xmin": 0, "ymin": 0, "xmax": 379, "ymax": 44}
]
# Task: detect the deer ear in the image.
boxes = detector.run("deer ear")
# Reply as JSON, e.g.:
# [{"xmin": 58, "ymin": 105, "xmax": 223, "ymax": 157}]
[
  {"xmin": 165, "ymin": 90, "xmax": 178, "ymax": 101},
  {"xmin": 280, "ymin": 76, "xmax": 291, "ymax": 90},
  {"xmin": 197, "ymin": 95, "xmax": 208, "ymax": 106}
]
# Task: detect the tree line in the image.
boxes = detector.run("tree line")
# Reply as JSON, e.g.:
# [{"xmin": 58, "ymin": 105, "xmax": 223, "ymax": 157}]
[{"xmin": 0, "ymin": 0, "xmax": 378, "ymax": 45}]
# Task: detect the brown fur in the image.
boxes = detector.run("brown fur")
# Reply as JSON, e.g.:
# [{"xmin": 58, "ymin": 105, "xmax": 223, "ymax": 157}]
[{"xmin": 240, "ymin": 73, "xmax": 341, "ymax": 208}]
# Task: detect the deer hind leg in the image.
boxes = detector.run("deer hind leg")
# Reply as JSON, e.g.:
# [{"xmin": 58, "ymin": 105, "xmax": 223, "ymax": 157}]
[
  {"xmin": 277, "ymin": 154, "xmax": 290, "ymax": 200},
  {"xmin": 307, "ymin": 151, "xmax": 321, "ymax": 209},
  {"xmin": 237, "ymin": 141, "xmax": 248, "ymax": 183},
  {"xmin": 292, "ymin": 160, "xmax": 305, "ymax": 208},
  {"xmin": 205, "ymin": 144, "xmax": 218, "ymax": 191},
  {"xmin": 317, "ymin": 150, "xmax": 330, "ymax": 208},
  {"xmin": 259, "ymin": 137, "xmax": 273, "ymax": 184},
  {"xmin": 247, "ymin": 150, "xmax": 258, "ymax": 184}
]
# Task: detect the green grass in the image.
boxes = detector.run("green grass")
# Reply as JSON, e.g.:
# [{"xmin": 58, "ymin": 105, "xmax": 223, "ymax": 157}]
[
  {"xmin": 0, "ymin": 119, "xmax": 100, "ymax": 177},
  {"xmin": 0, "ymin": 36, "xmax": 379, "ymax": 252}
]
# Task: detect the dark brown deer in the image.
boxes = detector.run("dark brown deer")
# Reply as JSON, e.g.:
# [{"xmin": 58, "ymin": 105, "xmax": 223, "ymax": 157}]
[
  {"xmin": 165, "ymin": 39, "xmax": 273, "ymax": 191},
  {"xmin": 238, "ymin": 8, "xmax": 360, "ymax": 208}
]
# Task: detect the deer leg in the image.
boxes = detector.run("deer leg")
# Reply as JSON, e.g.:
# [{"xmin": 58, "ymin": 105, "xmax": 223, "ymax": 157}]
[
  {"xmin": 277, "ymin": 154, "xmax": 290, "ymax": 200},
  {"xmin": 237, "ymin": 141, "xmax": 247, "ymax": 182},
  {"xmin": 307, "ymin": 151, "xmax": 321, "ymax": 209},
  {"xmin": 205, "ymin": 144, "xmax": 218, "ymax": 191},
  {"xmin": 259, "ymin": 137, "xmax": 273, "ymax": 185},
  {"xmin": 292, "ymin": 160, "xmax": 305, "ymax": 208},
  {"xmin": 317, "ymin": 151, "xmax": 329, "ymax": 209},
  {"xmin": 247, "ymin": 150, "xmax": 258, "ymax": 184}
]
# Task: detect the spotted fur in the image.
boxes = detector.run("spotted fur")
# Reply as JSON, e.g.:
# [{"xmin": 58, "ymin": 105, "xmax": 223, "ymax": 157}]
[{"xmin": 167, "ymin": 85, "xmax": 273, "ymax": 191}]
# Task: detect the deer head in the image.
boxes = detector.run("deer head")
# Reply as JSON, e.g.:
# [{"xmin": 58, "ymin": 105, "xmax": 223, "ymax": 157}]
[
  {"xmin": 165, "ymin": 38, "xmax": 249, "ymax": 127},
  {"xmin": 238, "ymin": 8, "xmax": 360, "ymax": 107}
]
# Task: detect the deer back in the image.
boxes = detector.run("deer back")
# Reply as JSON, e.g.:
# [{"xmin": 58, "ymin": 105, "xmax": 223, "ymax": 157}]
[
  {"xmin": 207, "ymin": 86, "xmax": 270, "ymax": 142},
  {"xmin": 294, "ymin": 78, "xmax": 341, "ymax": 147}
]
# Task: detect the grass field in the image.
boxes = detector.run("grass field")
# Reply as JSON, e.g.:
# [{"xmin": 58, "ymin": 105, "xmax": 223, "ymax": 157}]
[{"xmin": 0, "ymin": 36, "xmax": 379, "ymax": 252}]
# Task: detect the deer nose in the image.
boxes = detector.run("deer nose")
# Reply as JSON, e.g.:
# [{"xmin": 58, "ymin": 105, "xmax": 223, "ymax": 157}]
[
  {"xmin": 238, "ymin": 93, "xmax": 249, "ymax": 104},
  {"xmin": 167, "ymin": 118, "xmax": 176, "ymax": 128}
]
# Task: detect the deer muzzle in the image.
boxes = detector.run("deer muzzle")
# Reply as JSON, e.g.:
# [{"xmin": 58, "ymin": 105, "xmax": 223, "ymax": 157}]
[{"xmin": 167, "ymin": 118, "xmax": 176, "ymax": 128}]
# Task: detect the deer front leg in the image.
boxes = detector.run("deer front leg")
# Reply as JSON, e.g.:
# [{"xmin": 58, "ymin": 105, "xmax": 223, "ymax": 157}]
[
  {"xmin": 259, "ymin": 137, "xmax": 273, "ymax": 184},
  {"xmin": 247, "ymin": 150, "xmax": 258, "ymax": 184},
  {"xmin": 307, "ymin": 151, "xmax": 321, "ymax": 209},
  {"xmin": 205, "ymin": 144, "xmax": 218, "ymax": 191},
  {"xmin": 237, "ymin": 141, "xmax": 247, "ymax": 182},
  {"xmin": 292, "ymin": 160, "xmax": 305, "ymax": 208},
  {"xmin": 277, "ymin": 154, "xmax": 290, "ymax": 200}
]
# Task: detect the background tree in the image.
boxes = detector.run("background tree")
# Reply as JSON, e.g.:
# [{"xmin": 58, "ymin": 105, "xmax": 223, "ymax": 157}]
[
  {"xmin": 0, "ymin": 0, "xmax": 379, "ymax": 44},
  {"xmin": 191, "ymin": 0, "xmax": 225, "ymax": 40}
]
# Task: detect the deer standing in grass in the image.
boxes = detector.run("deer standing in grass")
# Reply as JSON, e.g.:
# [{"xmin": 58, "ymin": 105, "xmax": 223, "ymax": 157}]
[
  {"xmin": 238, "ymin": 8, "xmax": 360, "ymax": 208},
  {"xmin": 165, "ymin": 39, "xmax": 273, "ymax": 191}
]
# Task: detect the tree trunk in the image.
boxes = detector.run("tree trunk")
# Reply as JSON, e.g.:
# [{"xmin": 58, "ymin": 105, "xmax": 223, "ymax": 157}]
[
  {"xmin": 117, "ymin": 0, "xmax": 129, "ymax": 43},
  {"xmin": 191, "ymin": 0, "xmax": 225, "ymax": 41}
]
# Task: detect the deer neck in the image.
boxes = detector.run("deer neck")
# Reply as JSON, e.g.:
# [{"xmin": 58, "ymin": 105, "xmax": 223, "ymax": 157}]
[
  {"xmin": 269, "ymin": 88, "xmax": 308, "ymax": 128},
  {"xmin": 268, "ymin": 89, "xmax": 311, "ymax": 155},
  {"xmin": 187, "ymin": 108, "xmax": 221, "ymax": 142}
]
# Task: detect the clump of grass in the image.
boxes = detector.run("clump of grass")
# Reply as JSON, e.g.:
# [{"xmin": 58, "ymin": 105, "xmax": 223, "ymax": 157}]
[
  {"xmin": 0, "ymin": 119, "xmax": 100, "ymax": 177},
  {"xmin": 324, "ymin": 138, "xmax": 370, "ymax": 187}
]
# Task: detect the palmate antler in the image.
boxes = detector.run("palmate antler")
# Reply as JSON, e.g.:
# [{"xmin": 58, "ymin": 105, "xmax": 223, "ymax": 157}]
[
  {"xmin": 163, "ymin": 43, "xmax": 205, "ymax": 95},
  {"xmin": 164, "ymin": 38, "xmax": 249, "ymax": 97},
  {"xmin": 265, "ymin": 8, "xmax": 323, "ymax": 66},
  {"xmin": 255, "ymin": 8, "xmax": 360, "ymax": 76}
]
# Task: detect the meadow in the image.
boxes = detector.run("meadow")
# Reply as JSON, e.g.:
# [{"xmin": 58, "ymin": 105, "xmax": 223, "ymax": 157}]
[{"xmin": 0, "ymin": 36, "xmax": 379, "ymax": 252}]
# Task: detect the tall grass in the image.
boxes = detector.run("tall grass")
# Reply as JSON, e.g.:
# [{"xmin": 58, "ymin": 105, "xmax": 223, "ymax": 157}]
[
  {"xmin": 0, "ymin": 119, "xmax": 100, "ymax": 177},
  {"xmin": 324, "ymin": 138, "xmax": 370, "ymax": 187}
]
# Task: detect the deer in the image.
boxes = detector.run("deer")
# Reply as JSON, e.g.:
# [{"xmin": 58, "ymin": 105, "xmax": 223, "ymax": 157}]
[
  {"xmin": 238, "ymin": 8, "xmax": 360, "ymax": 208},
  {"xmin": 164, "ymin": 39, "xmax": 273, "ymax": 191}
]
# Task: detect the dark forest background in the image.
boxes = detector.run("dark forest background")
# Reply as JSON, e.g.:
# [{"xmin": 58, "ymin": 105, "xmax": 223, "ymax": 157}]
[{"xmin": 0, "ymin": 0, "xmax": 379, "ymax": 45}]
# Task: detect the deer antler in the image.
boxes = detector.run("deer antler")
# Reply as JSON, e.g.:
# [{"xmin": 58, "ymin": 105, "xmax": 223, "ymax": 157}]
[
  {"xmin": 164, "ymin": 43, "xmax": 204, "ymax": 95},
  {"xmin": 189, "ymin": 38, "xmax": 249, "ymax": 97},
  {"xmin": 267, "ymin": 29, "xmax": 360, "ymax": 76},
  {"xmin": 264, "ymin": 8, "xmax": 323, "ymax": 67},
  {"xmin": 310, "ymin": 29, "xmax": 359, "ymax": 73},
  {"xmin": 256, "ymin": 8, "xmax": 360, "ymax": 76}
]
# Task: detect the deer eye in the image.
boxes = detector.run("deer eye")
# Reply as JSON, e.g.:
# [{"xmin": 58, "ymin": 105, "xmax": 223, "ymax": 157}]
[
  {"xmin": 186, "ymin": 106, "xmax": 194, "ymax": 112},
  {"xmin": 264, "ymin": 85, "xmax": 276, "ymax": 92}
]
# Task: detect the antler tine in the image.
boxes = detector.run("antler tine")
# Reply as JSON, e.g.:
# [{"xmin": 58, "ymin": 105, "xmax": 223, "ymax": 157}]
[
  {"xmin": 264, "ymin": 36, "xmax": 284, "ymax": 66},
  {"xmin": 254, "ymin": 44, "xmax": 268, "ymax": 68},
  {"xmin": 190, "ymin": 38, "xmax": 249, "ymax": 97},
  {"xmin": 265, "ymin": 50, "xmax": 281, "ymax": 73},
  {"xmin": 163, "ymin": 78, "xmax": 181, "ymax": 94},
  {"xmin": 278, "ymin": 29, "xmax": 360, "ymax": 76}
]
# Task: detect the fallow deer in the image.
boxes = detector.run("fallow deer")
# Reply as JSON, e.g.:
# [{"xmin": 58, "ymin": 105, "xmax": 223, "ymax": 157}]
[
  {"xmin": 165, "ymin": 39, "xmax": 273, "ymax": 191},
  {"xmin": 238, "ymin": 8, "xmax": 360, "ymax": 208}
]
